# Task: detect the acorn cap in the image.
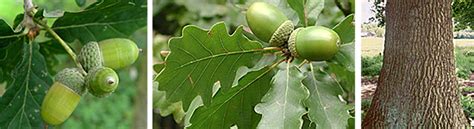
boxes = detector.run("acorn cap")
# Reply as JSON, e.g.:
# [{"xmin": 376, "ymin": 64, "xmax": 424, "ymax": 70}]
[
  {"xmin": 86, "ymin": 67, "xmax": 119, "ymax": 98},
  {"xmin": 269, "ymin": 20, "xmax": 294, "ymax": 47},
  {"xmin": 288, "ymin": 28, "xmax": 302, "ymax": 58},
  {"xmin": 79, "ymin": 41, "xmax": 104, "ymax": 72},
  {"xmin": 54, "ymin": 68, "xmax": 86, "ymax": 95}
]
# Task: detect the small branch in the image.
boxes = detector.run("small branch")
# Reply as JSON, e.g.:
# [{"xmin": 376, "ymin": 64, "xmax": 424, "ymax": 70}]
[
  {"xmin": 262, "ymin": 47, "xmax": 282, "ymax": 52},
  {"xmin": 298, "ymin": 60, "xmax": 309, "ymax": 68},
  {"xmin": 34, "ymin": 19, "xmax": 86, "ymax": 74},
  {"xmin": 334, "ymin": 0, "xmax": 352, "ymax": 16},
  {"xmin": 22, "ymin": 0, "xmax": 36, "ymax": 29}
]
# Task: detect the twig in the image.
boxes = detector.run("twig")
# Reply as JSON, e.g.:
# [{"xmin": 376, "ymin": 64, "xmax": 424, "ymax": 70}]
[
  {"xmin": 298, "ymin": 60, "xmax": 309, "ymax": 68},
  {"xmin": 334, "ymin": 0, "xmax": 352, "ymax": 16},
  {"xmin": 33, "ymin": 19, "xmax": 86, "ymax": 74}
]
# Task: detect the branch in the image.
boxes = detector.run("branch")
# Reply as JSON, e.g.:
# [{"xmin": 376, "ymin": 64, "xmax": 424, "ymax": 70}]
[
  {"xmin": 334, "ymin": 0, "xmax": 352, "ymax": 16},
  {"xmin": 34, "ymin": 19, "xmax": 87, "ymax": 75},
  {"xmin": 22, "ymin": 0, "xmax": 36, "ymax": 29}
]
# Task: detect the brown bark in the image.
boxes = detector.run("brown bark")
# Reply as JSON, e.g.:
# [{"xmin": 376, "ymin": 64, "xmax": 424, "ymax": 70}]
[{"xmin": 362, "ymin": 0, "xmax": 469, "ymax": 128}]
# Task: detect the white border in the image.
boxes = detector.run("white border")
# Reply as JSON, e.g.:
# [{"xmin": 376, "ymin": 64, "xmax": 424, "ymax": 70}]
[
  {"xmin": 145, "ymin": 1, "xmax": 363, "ymax": 129},
  {"xmin": 147, "ymin": 0, "xmax": 153, "ymax": 128},
  {"xmin": 354, "ymin": 0, "xmax": 362, "ymax": 128}
]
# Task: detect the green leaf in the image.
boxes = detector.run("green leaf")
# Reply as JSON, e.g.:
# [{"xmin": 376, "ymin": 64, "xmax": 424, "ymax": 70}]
[
  {"xmin": 287, "ymin": 0, "xmax": 325, "ymax": 26},
  {"xmin": 75, "ymin": 0, "xmax": 86, "ymax": 7},
  {"xmin": 327, "ymin": 43, "xmax": 355, "ymax": 101},
  {"xmin": 0, "ymin": 20, "xmax": 24, "ymax": 48},
  {"xmin": 333, "ymin": 14, "xmax": 354, "ymax": 44},
  {"xmin": 153, "ymin": 82, "xmax": 185, "ymax": 123},
  {"xmin": 189, "ymin": 66, "xmax": 275, "ymax": 129},
  {"xmin": 255, "ymin": 62, "xmax": 309, "ymax": 129},
  {"xmin": 0, "ymin": 20, "xmax": 25, "ymax": 83},
  {"xmin": 0, "ymin": 41, "xmax": 53, "ymax": 128},
  {"xmin": 51, "ymin": 0, "xmax": 146, "ymax": 44},
  {"xmin": 302, "ymin": 60, "xmax": 352, "ymax": 129},
  {"xmin": 156, "ymin": 22, "xmax": 269, "ymax": 110}
]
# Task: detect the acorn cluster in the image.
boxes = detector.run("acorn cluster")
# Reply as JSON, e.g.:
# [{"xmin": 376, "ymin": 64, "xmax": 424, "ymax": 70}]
[
  {"xmin": 41, "ymin": 38, "xmax": 139, "ymax": 125},
  {"xmin": 246, "ymin": 2, "xmax": 340, "ymax": 61}
]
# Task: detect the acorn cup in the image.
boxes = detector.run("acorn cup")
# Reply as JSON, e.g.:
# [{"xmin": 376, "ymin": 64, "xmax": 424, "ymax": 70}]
[
  {"xmin": 41, "ymin": 68, "xmax": 85, "ymax": 125},
  {"xmin": 79, "ymin": 38, "xmax": 139, "ymax": 71},
  {"xmin": 86, "ymin": 67, "xmax": 119, "ymax": 98},
  {"xmin": 246, "ymin": 2, "xmax": 294, "ymax": 47},
  {"xmin": 288, "ymin": 26, "xmax": 340, "ymax": 61}
]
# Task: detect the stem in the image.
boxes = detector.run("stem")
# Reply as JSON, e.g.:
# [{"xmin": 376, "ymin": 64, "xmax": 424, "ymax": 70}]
[
  {"xmin": 298, "ymin": 60, "xmax": 309, "ymax": 68},
  {"xmin": 34, "ymin": 19, "xmax": 86, "ymax": 74},
  {"xmin": 262, "ymin": 47, "xmax": 282, "ymax": 52},
  {"xmin": 334, "ymin": 0, "xmax": 352, "ymax": 16}
]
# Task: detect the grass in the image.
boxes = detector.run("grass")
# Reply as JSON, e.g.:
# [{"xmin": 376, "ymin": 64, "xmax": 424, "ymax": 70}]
[{"xmin": 362, "ymin": 37, "xmax": 474, "ymax": 56}]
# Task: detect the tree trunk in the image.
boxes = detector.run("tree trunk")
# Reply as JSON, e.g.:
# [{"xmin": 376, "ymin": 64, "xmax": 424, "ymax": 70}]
[{"xmin": 362, "ymin": 0, "xmax": 469, "ymax": 128}]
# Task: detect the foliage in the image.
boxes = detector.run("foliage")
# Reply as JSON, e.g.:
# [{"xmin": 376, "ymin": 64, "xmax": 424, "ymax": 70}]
[
  {"xmin": 463, "ymin": 87, "xmax": 474, "ymax": 93},
  {"xmin": 153, "ymin": 1, "xmax": 355, "ymax": 127},
  {"xmin": 361, "ymin": 99, "xmax": 372, "ymax": 120},
  {"xmin": 361, "ymin": 23, "xmax": 384, "ymax": 37},
  {"xmin": 455, "ymin": 47, "xmax": 474, "ymax": 80},
  {"xmin": 370, "ymin": 0, "xmax": 474, "ymax": 30},
  {"xmin": 368, "ymin": 0, "xmax": 385, "ymax": 27},
  {"xmin": 0, "ymin": 0, "xmax": 146, "ymax": 128},
  {"xmin": 460, "ymin": 96, "xmax": 474, "ymax": 120},
  {"xmin": 361, "ymin": 54, "xmax": 383, "ymax": 77},
  {"xmin": 453, "ymin": 1, "xmax": 474, "ymax": 31}
]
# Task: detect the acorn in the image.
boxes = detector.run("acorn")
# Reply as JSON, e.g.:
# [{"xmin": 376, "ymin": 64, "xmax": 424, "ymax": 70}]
[
  {"xmin": 79, "ymin": 38, "xmax": 139, "ymax": 71},
  {"xmin": 99, "ymin": 38, "xmax": 139, "ymax": 69},
  {"xmin": 246, "ymin": 2, "xmax": 294, "ymax": 47},
  {"xmin": 86, "ymin": 67, "xmax": 119, "ymax": 98},
  {"xmin": 41, "ymin": 68, "xmax": 85, "ymax": 125},
  {"xmin": 288, "ymin": 26, "xmax": 340, "ymax": 61}
]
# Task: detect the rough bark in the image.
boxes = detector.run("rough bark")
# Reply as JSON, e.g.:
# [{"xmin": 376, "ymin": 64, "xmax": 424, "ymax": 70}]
[{"xmin": 362, "ymin": 0, "xmax": 469, "ymax": 128}]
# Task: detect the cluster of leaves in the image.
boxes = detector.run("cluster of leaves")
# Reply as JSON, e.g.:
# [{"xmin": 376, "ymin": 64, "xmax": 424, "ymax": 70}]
[
  {"xmin": 362, "ymin": 49, "xmax": 473, "ymax": 79},
  {"xmin": 361, "ymin": 23, "xmax": 385, "ymax": 37},
  {"xmin": 455, "ymin": 47, "xmax": 474, "ymax": 80},
  {"xmin": 361, "ymin": 54, "xmax": 383, "ymax": 77},
  {"xmin": 453, "ymin": 1, "xmax": 473, "ymax": 31},
  {"xmin": 153, "ymin": 0, "xmax": 355, "ymax": 128},
  {"xmin": 370, "ymin": 0, "xmax": 473, "ymax": 30},
  {"xmin": 0, "ymin": 0, "xmax": 146, "ymax": 128}
]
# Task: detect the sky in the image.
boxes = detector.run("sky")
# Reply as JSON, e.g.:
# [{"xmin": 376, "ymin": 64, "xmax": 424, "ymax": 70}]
[{"xmin": 361, "ymin": 0, "xmax": 375, "ymax": 23}]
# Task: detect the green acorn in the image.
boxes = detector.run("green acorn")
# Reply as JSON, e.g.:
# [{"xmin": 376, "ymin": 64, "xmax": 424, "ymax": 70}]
[
  {"xmin": 289, "ymin": 26, "xmax": 340, "ymax": 61},
  {"xmin": 99, "ymin": 38, "xmax": 139, "ymax": 69},
  {"xmin": 79, "ymin": 38, "xmax": 139, "ymax": 71},
  {"xmin": 86, "ymin": 67, "xmax": 119, "ymax": 98},
  {"xmin": 41, "ymin": 68, "xmax": 85, "ymax": 125},
  {"xmin": 246, "ymin": 2, "xmax": 294, "ymax": 47}
]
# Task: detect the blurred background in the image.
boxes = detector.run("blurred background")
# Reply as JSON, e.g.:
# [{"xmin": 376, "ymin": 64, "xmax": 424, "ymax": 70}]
[
  {"xmin": 153, "ymin": 0, "xmax": 352, "ymax": 128},
  {"xmin": 0, "ymin": 0, "xmax": 147, "ymax": 128}
]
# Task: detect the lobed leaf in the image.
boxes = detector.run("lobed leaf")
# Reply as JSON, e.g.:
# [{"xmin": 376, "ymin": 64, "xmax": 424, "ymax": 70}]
[
  {"xmin": 189, "ymin": 66, "xmax": 275, "ymax": 129},
  {"xmin": 287, "ymin": 0, "xmax": 325, "ymax": 26},
  {"xmin": 0, "ymin": 20, "xmax": 25, "ymax": 85},
  {"xmin": 51, "ymin": 0, "xmax": 146, "ymax": 44},
  {"xmin": 333, "ymin": 14, "xmax": 354, "ymax": 44},
  {"xmin": 254, "ymin": 62, "xmax": 309, "ymax": 129},
  {"xmin": 302, "ymin": 43, "xmax": 354, "ymax": 129},
  {"xmin": 156, "ymin": 22, "xmax": 271, "ymax": 110},
  {"xmin": 0, "ymin": 41, "xmax": 53, "ymax": 129}
]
